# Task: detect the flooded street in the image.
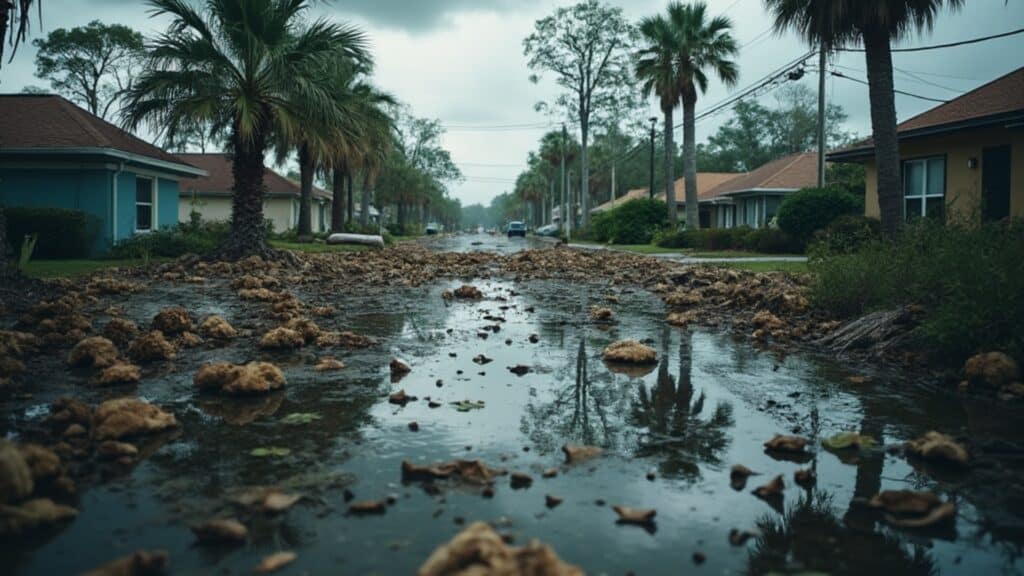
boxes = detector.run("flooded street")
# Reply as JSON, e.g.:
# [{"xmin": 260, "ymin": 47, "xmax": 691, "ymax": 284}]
[{"xmin": 3, "ymin": 234, "xmax": 1024, "ymax": 575}]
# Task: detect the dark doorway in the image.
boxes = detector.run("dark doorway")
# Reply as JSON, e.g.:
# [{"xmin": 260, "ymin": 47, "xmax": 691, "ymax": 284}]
[{"xmin": 982, "ymin": 145, "xmax": 1011, "ymax": 222}]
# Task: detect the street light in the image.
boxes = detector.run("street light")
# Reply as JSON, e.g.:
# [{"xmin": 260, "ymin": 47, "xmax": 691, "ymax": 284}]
[{"xmin": 648, "ymin": 117, "xmax": 657, "ymax": 199}]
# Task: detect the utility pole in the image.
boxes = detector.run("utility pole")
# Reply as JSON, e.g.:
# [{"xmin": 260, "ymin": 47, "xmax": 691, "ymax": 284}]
[
  {"xmin": 567, "ymin": 169, "xmax": 574, "ymax": 237},
  {"xmin": 817, "ymin": 43, "xmax": 827, "ymax": 188},
  {"xmin": 648, "ymin": 117, "xmax": 657, "ymax": 199},
  {"xmin": 611, "ymin": 163, "xmax": 616, "ymax": 204},
  {"xmin": 561, "ymin": 123, "xmax": 567, "ymax": 234}
]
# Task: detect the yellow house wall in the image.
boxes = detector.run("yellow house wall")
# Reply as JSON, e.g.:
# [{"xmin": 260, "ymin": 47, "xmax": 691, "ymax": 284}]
[{"xmin": 862, "ymin": 126, "xmax": 1024, "ymax": 222}]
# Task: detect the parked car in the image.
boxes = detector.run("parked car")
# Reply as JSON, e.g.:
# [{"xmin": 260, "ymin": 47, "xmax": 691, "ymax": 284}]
[
  {"xmin": 535, "ymin": 224, "xmax": 559, "ymax": 237},
  {"xmin": 425, "ymin": 222, "xmax": 441, "ymax": 235},
  {"xmin": 507, "ymin": 221, "xmax": 526, "ymax": 237}
]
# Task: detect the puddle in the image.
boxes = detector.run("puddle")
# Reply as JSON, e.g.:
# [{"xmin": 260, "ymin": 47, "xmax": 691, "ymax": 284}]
[{"xmin": 3, "ymin": 237, "xmax": 1024, "ymax": 575}]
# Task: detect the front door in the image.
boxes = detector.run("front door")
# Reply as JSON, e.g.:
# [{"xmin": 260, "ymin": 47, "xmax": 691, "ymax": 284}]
[{"xmin": 982, "ymin": 145, "xmax": 1011, "ymax": 222}]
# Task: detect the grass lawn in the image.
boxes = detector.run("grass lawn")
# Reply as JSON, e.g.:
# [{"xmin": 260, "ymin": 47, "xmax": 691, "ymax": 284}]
[
  {"xmin": 19, "ymin": 258, "xmax": 165, "ymax": 279},
  {"xmin": 270, "ymin": 240, "xmax": 371, "ymax": 253},
  {"xmin": 572, "ymin": 241, "xmax": 803, "ymax": 259}
]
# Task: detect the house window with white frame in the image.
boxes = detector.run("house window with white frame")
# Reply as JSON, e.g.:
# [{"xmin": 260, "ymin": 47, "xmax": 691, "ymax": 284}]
[
  {"xmin": 135, "ymin": 177, "xmax": 154, "ymax": 232},
  {"xmin": 903, "ymin": 156, "xmax": 945, "ymax": 220}
]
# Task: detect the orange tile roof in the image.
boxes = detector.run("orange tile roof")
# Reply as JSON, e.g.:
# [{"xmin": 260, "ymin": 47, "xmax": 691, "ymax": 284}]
[
  {"xmin": 703, "ymin": 152, "xmax": 818, "ymax": 198},
  {"xmin": 592, "ymin": 172, "xmax": 742, "ymax": 212},
  {"xmin": 176, "ymin": 153, "xmax": 331, "ymax": 201}
]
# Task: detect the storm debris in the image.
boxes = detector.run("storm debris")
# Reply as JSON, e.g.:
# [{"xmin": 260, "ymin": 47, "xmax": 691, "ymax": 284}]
[
  {"xmin": 95, "ymin": 362, "xmax": 142, "ymax": 386},
  {"xmin": 194, "ymin": 362, "xmax": 286, "ymax": 394},
  {"xmin": 102, "ymin": 318, "xmax": 139, "ymax": 346},
  {"xmin": 0, "ymin": 498, "xmax": 77, "ymax": 535},
  {"xmin": 127, "ymin": 331, "xmax": 176, "ymax": 363},
  {"xmin": 510, "ymin": 472, "xmax": 533, "ymax": 489},
  {"xmin": 390, "ymin": 390, "xmax": 413, "ymax": 405},
  {"xmin": 197, "ymin": 315, "xmax": 237, "ymax": 340},
  {"xmin": 964, "ymin": 351, "xmax": 1019, "ymax": 389},
  {"xmin": 589, "ymin": 307, "xmax": 615, "ymax": 322},
  {"xmin": 507, "ymin": 364, "xmax": 531, "ymax": 376},
  {"xmin": 868, "ymin": 490, "xmax": 957, "ymax": 528},
  {"xmin": 314, "ymin": 357, "xmax": 346, "ymax": 371},
  {"xmin": 80, "ymin": 549, "xmax": 168, "ymax": 576},
  {"xmin": 473, "ymin": 354, "xmax": 493, "ymax": 365},
  {"xmin": 151, "ymin": 307, "xmax": 192, "ymax": 335},
  {"xmin": 259, "ymin": 327, "xmax": 305, "ymax": 350},
  {"xmin": 764, "ymin": 434, "xmax": 809, "ymax": 453},
  {"xmin": 794, "ymin": 468, "xmax": 817, "ymax": 488},
  {"xmin": 256, "ymin": 551, "xmax": 297, "ymax": 574},
  {"xmin": 752, "ymin": 475, "xmax": 785, "ymax": 499},
  {"xmin": 401, "ymin": 459, "xmax": 505, "ymax": 485},
  {"xmin": 545, "ymin": 495, "xmax": 563, "ymax": 508},
  {"xmin": 417, "ymin": 521, "xmax": 583, "ymax": 576},
  {"xmin": 391, "ymin": 358, "xmax": 412, "ymax": 376},
  {"xmin": 822, "ymin": 432, "xmax": 876, "ymax": 451},
  {"xmin": 729, "ymin": 464, "xmax": 757, "ymax": 490},
  {"xmin": 904, "ymin": 431, "xmax": 969, "ymax": 467},
  {"xmin": 92, "ymin": 397, "xmax": 178, "ymax": 440},
  {"xmin": 612, "ymin": 505, "xmax": 657, "ymax": 526},
  {"xmin": 228, "ymin": 487, "xmax": 302, "ymax": 513},
  {"xmin": 601, "ymin": 340, "xmax": 657, "ymax": 364},
  {"xmin": 0, "ymin": 440, "xmax": 34, "ymax": 503},
  {"xmin": 192, "ymin": 518, "xmax": 248, "ymax": 544},
  {"xmin": 97, "ymin": 441, "xmax": 139, "ymax": 460},
  {"xmin": 68, "ymin": 336, "xmax": 119, "ymax": 369},
  {"xmin": 562, "ymin": 444, "xmax": 603, "ymax": 464},
  {"xmin": 452, "ymin": 285, "xmax": 483, "ymax": 299},
  {"xmin": 348, "ymin": 499, "xmax": 388, "ymax": 515}
]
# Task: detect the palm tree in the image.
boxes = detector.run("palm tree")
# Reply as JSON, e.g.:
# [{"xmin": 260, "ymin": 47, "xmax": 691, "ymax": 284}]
[
  {"xmin": 764, "ymin": 0, "xmax": 964, "ymax": 238},
  {"xmin": 636, "ymin": 13, "xmax": 684, "ymax": 225},
  {"xmin": 123, "ymin": 0, "xmax": 369, "ymax": 259},
  {"xmin": 676, "ymin": 2, "xmax": 738, "ymax": 230}
]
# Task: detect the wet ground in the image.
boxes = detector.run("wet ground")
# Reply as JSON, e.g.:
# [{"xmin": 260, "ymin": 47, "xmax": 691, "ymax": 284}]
[{"xmin": 3, "ymin": 233, "xmax": 1024, "ymax": 575}]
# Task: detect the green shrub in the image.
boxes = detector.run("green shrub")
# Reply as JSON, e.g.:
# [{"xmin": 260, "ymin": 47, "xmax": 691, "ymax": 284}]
[
  {"xmin": 810, "ymin": 219, "xmax": 1024, "ymax": 366},
  {"xmin": 808, "ymin": 214, "xmax": 881, "ymax": 257},
  {"xmin": 110, "ymin": 220, "xmax": 231, "ymax": 259},
  {"xmin": 654, "ymin": 225, "xmax": 800, "ymax": 253},
  {"xmin": 4, "ymin": 206, "xmax": 100, "ymax": 259},
  {"xmin": 745, "ymin": 228, "xmax": 803, "ymax": 254},
  {"xmin": 777, "ymin": 187, "xmax": 862, "ymax": 244},
  {"xmin": 594, "ymin": 199, "xmax": 667, "ymax": 245}
]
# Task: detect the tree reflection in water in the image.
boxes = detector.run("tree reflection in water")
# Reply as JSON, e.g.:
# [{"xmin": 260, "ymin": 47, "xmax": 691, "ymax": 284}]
[
  {"xmin": 748, "ymin": 492, "xmax": 937, "ymax": 576},
  {"xmin": 628, "ymin": 329, "xmax": 734, "ymax": 480}
]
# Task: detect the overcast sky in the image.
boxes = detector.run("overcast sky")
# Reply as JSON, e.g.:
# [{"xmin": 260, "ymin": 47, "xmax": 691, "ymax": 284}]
[{"xmin": 2, "ymin": 0, "xmax": 1022, "ymax": 207}]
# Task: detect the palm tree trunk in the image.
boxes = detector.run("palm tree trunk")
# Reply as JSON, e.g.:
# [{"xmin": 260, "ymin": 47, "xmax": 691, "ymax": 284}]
[
  {"xmin": 346, "ymin": 172, "xmax": 354, "ymax": 224},
  {"xmin": 332, "ymin": 161, "xmax": 346, "ymax": 232},
  {"xmin": 297, "ymin": 143, "xmax": 313, "ymax": 239},
  {"xmin": 225, "ymin": 131, "xmax": 270, "ymax": 258},
  {"xmin": 664, "ymin": 107, "xmax": 676, "ymax": 225},
  {"xmin": 864, "ymin": 25, "xmax": 903, "ymax": 238},
  {"xmin": 683, "ymin": 95, "xmax": 699, "ymax": 229},
  {"xmin": 360, "ymin": 174, "xmax": 371, "ymax": 227}
]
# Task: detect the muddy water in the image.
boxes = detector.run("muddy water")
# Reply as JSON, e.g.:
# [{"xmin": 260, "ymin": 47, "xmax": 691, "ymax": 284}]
[{"xmin": 3, "ymin": 236, "xmax": 1024, "ymax": 575}]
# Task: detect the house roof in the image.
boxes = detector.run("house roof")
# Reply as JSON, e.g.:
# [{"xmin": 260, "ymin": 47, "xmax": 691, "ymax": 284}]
[
  {"xmin": 0, "ymin": 94, "xmax": 202, "ymax": 176},
  {"xmin": 702, "ymin": 152, "xmax": 818, "ymax": 199},
  {"xmin": 591, "ymin": 172, "xmax": 742, "ymax": 212},
  {"xmin": 828, "ymin": 67, "xmax": 1024, "ymax": 161},
  {"xmin": 175, "ymin": 153, "xmax": 331, "ymax": 201}
]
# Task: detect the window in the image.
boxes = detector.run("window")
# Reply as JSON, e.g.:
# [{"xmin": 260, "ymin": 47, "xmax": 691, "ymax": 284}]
[
  {"xmin": 135, "ymin": 177, "xmax": 154, "ymax": 232},
  {"xmin": 903, "ymin": 157, "xmax": 945, "ymax": 220}
]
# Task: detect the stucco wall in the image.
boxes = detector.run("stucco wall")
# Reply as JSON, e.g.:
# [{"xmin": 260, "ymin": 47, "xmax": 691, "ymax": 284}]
[
  {"xmin": 0, "ymin": 168, "xmax": 111, "ymax": 254},
  {"xmin": 863, "ymin": 126, "xmax": 1024, "ymax": 222},
  {"xmin": 178, "ymin": 195, "xmax": 333, "ymax": 233}
]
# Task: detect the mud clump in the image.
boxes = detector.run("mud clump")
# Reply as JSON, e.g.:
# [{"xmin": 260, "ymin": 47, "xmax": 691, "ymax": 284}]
[
  {"xmin": 0, "ymin": 498, "xmax": 78, "ymax": 535},
  {"xmin": 68, "ymin": 336, "xmax": 119, "ymax": 369},
  {"xmin": 102, "ymin": 318, "xmax": 139, "ymax": 346},
  {"xmin": 194, "ymin": 362, "xmax": 286, "ymax": 394},
  {"xmin": 401, "ymin": 459, "xmax": 505, "ymax": 485},
  {"xmin": 964, "ymin": 352, "xmax": 1019, "ymax": 390},
  {"xmin": 198, "ymin": 315, "xmax": 238, "ymax": 340},
  {"xmin": 81, "ymin": 549, "xmax": 168, "ymax": 576},
  {"xmin": 562, "ymin": 444, "xmax": 602, "ymax": 464},
  {"xmin": 589, "ymin": 307, "xmax": 615, "ymax": 322},
  {"xmin": 602, "ymin": 340, "xmax": 657, "ymax": 364},
  {"xmin": 192, "ymin": 518, "xmax": 248, "ymax": 544},
  {"xmin": 259, "ymin": 327, "xmax": 305, "ymax": 350},
  {"xmin": 764, "ymin": 434, "xmax": 809, "ymax": 453},
  {"xmin": 314, "ymin": 358, "xmax": 345, "ymax": 372},
  {"xmin": 284, "ymin": 317, "xmax": 321, "ymax": 343},
  {"xmin": 391, "ymin": 358, "xmax": 412, "ymax": 376},
  {"xmin": 904, "ymin": 431, "xmax": 969, "ymax": 467},
  {"xmin": 418, "ymin": 521, "xmax": 583, "ymax": 576},
  {"xmin": 127, "ymin": 331, "xmax": 177, "ymax": 363},
  {"xmin": 92, "ymin": 398, "xmax": 178, "ymax": 441},
  {"xmin": 452, "ymin": 285, "xmax": 483, "ymax": 299},
  {"xmin": 151, "ymin": 307, "xmax": 192, "ymax": 335},
  {"xmin": 95, "ymin": 362, "xmax": 142, "ymax": 386},
  {"xmin": 0, "ymin": 439, "xmax": 34, "ymax": 503}
]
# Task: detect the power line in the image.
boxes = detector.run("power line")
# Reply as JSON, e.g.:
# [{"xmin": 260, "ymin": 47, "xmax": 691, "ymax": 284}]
[
  {"xmin": 834, "ymin": 63, "xmax": 964, "ymax": 94},
  {"xmin": 838, "ymin": 27, "xmax": 1024, "ymax": 53},
  {"xmin": 830, "ymin": 71, "xmax": 949, "ymax": 103}
]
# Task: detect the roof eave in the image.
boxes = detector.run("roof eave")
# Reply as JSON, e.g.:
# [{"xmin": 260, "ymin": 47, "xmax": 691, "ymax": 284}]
[
  {"xmin": 827, "ymin": 109, "xmax": 1024, "ymax": 163},
  {"xmin": 0, "ymin": 146, "xmax": 207, "ymax": 177}
]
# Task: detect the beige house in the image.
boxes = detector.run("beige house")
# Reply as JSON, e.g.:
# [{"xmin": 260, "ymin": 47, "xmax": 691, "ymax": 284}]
[
  {"xmin": 591, "ymin": 172, "xmax": 742, "ymax": 227},
  {"xmin": 828, "ymin": 67, "xmax": 1023, "ymax": 223},
  {"xmin": 700, "ymin": 152, "xmax": 819, "ymax": 228},
  {"xmin": 175, "ymin": 153, "xmax": 332, "ymax": 233}
]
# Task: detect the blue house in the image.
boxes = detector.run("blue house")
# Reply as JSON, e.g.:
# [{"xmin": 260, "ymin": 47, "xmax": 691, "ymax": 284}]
[{"xmin": 0, "ymin": 94, "xmax": 206, "ymax": 255}]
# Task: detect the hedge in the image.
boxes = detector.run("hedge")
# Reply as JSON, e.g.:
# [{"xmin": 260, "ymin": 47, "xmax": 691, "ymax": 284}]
[
  {"xmin": 590, "ymin": 198, "xmax": 667, "ymax": 245},
  {"xmin": 4, "ymin": 206, "xmax": 100, "ymax": 259},
  {"xmin": 654, "ymin": 225, "xmax": 804, "ymax": 254},
  {"xmin": 776, "ymin": 187, "xmax": 862, "ymax": 243}
]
